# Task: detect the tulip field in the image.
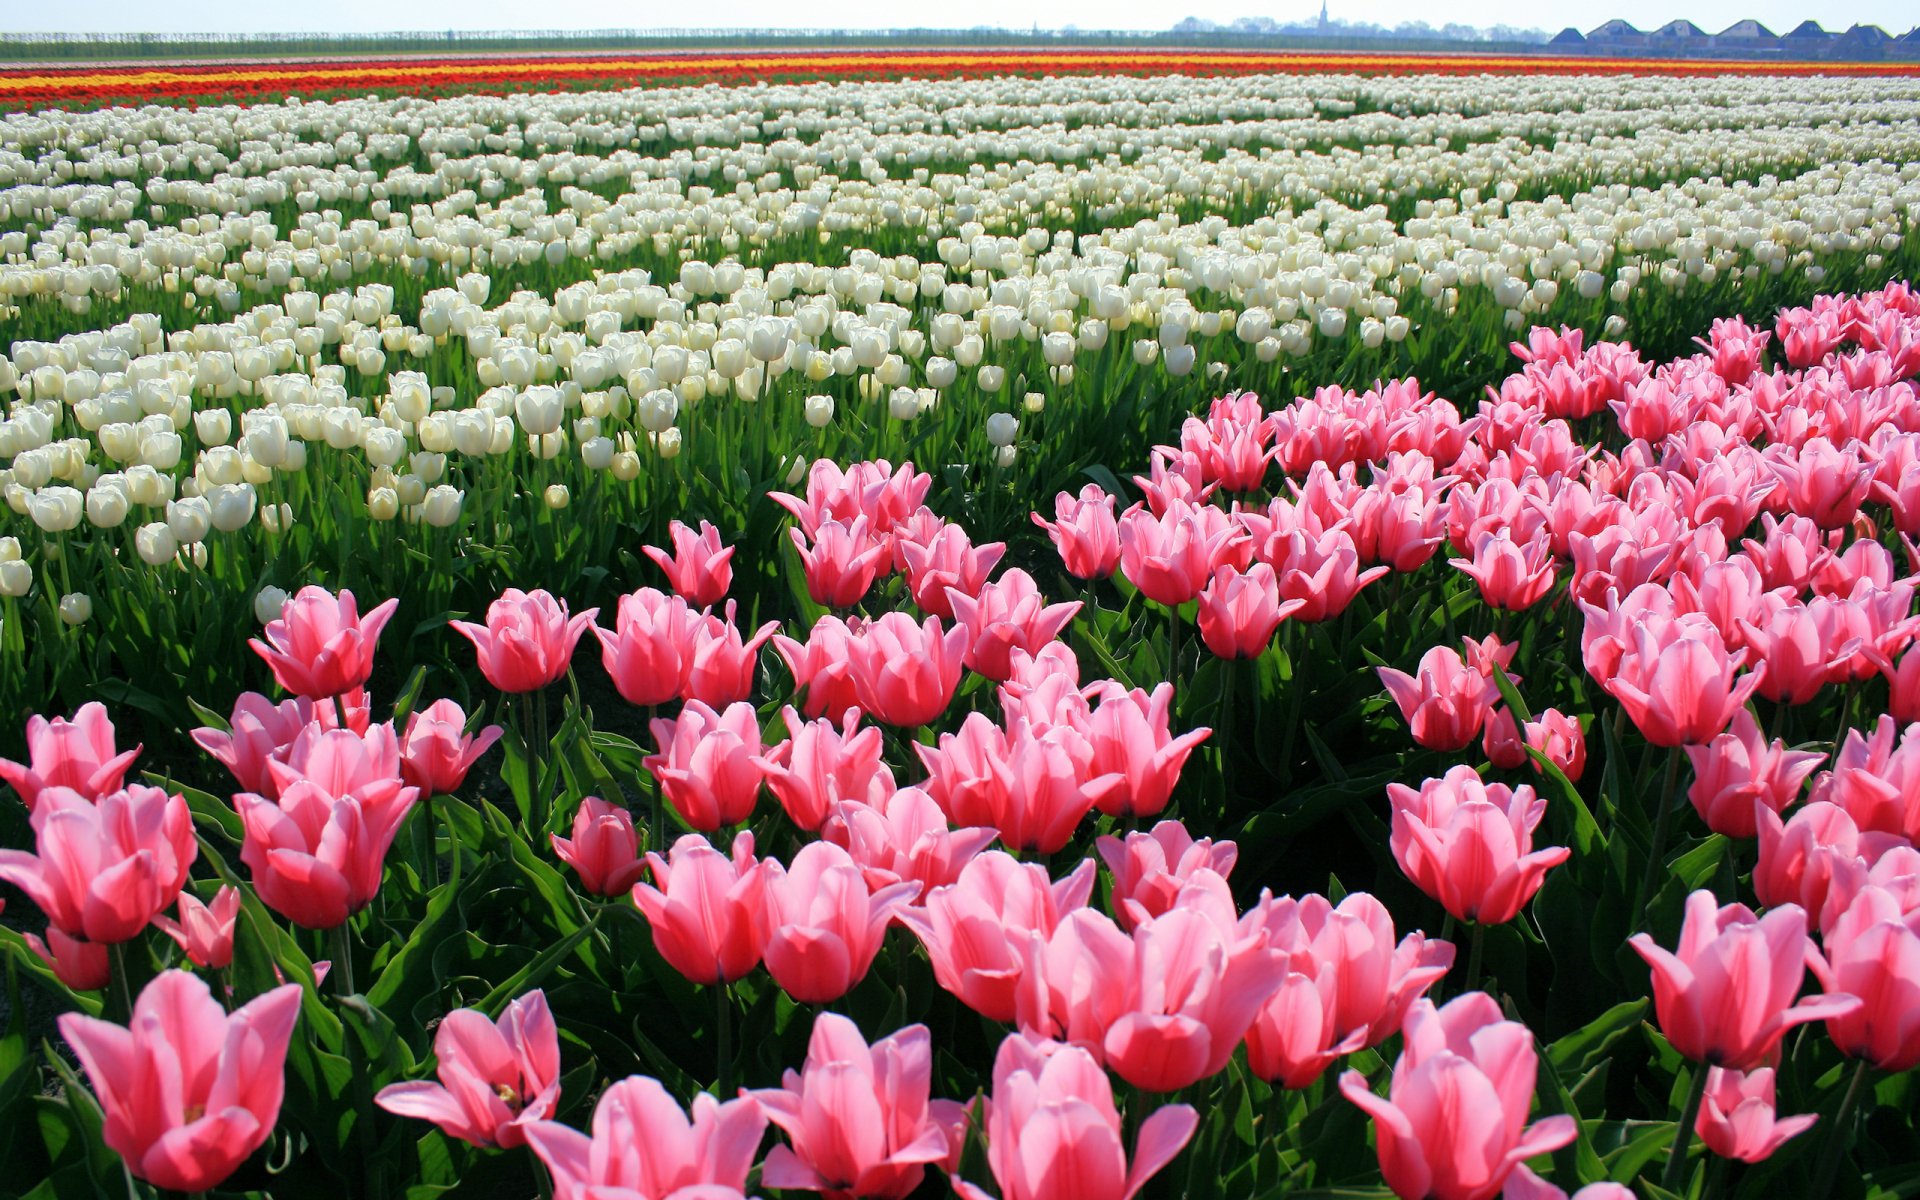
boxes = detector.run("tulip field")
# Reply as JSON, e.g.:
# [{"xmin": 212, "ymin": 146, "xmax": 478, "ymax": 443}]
[{"xmin": 7, "ymin": 61, "xmax": 1920, "ymax": 1200}]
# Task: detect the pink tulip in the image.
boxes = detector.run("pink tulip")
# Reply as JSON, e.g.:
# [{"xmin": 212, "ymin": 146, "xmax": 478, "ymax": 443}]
[
  {"xmin": 947, "ymin": 569, "xmax": 1081, "ymax": 683},
  {"xmin": 551, "ymin": 798, "xmax": 645, "ymax": 897},
  {"xmin": 775, "ymin": 615, "xmax": 864, "ymax": 722},
  {"xmin": 1812, "ymin": 716, "xmax": 1920, "ymax": 842},
  {"xmin": 1118, "ymin": 498, "xmax": 1245, "ymax": 607},
  {"xmin": 376, "ymin": 989, "xmax": 561, "ymax": 1149},
  {"xmin": 979, "ymin": 724, "xmax": 1123, "ymax": 855},
  {"xmin": 646, "ymin": 701, "xmax": 766, "ymax": 832},
  {"xmin": 846, "ymin": 612, "xmax": 968, "ymax": 728},
  {"xmin": 452, "ymin": 588, "xmax": 598, "ymax": 694},
  {"xmin": 1820, "ymin": 883, "xmax": 1920, "ymax": 1071},
  {"xmin": 1451, "ymin": 528, "xmax": 1558, "ymax": 611},
  {"xmin": 1339, "ymin": 993, "xmax": 1577, "ymax": 1200},
  {"xmin": 632, "ymin": 832, "xmax": 769, "ymax": 985},
  {"xmin": 821, "ymin": 788, "xmax": 998, "ymax": 897},
  {"xmin": 593, "ymin": 587, "xmax": 699, "ymax": 707},
  {"xmin": 1523, "ymin": 709, "xmax": 1588, "ymax": 782},
  {"xmin": 1097, "ymin": 820, "xmax": 1238, "ymax": 930},
  {"xmin": 1630, "ymin": 889, "xmax": 1860, "ymax": 1069},
  {"xmin": 523, "ymin": 1075, "xmax": 766, "ymax": 1200},
  {"xmin": 1378, "ymin": 646, "xmax": 1499, "ymax": 752},
  {"xmin": 1740, "ymin": 604, "xmax": 1849, "ymax": 706},
  {"xmin": 58, "ymin": 971, "xmax": 302, "ymax": 1193},
  {"xmin": 754, "ymin": 1013, "xmax": 960, "ymax": 1200},
  {"xmin": 0, "ymin": 784, "xmax": 195, "ymax": 945},
  {"xmin": 1503, "ymin": 1169, "xmax": 1639, "ymax": 1200},
  {"xmin": 899, "ymin": 521, "xmax": 1006, "ymax": 619},
  {"xmin": 1034, "ymin": 485, "xmax": 1122, "ymax": 580},
  {"xmin": 1197, "ymin": 563, "xmax": 1302, "ymax": 659},
  {"xmin": 763, "ymin": 842, "xmax": 918, "ymax": 1003},
  {"xmin": 1765, "ymin": 437, "xmax": 1873, "ymax": 529},
  {"xmin": 26, "ymin": 925, "xmax": 110, "ymax": 990},
  {"xmin": 1684, "ymin": 710, "xmax": 1824, "ymax": 838},
  {"xmin": 897, "ymin": 852, "xmax": 1095, "ymax": 1022},
  {"xmin": 193, "ymin": 693, "xmax": 310, "ymax": 799},
  {"xmin": 792, "ymin": 517, "xmax": 891, "ymax": 609},
  {"xmin": 644, "ymin": 519, "xmax": 735, "ymax": 607},
  {"xmin": 1482, "ymin": 707, "xmax": 1529, "ymax": 771},
  {"xmin": 1084, "ymin": 683, "xmax": 1211, "ymax": 820},
  {"xmin": 399, "ymin": 699, "xmax": 502, "ymax": 796},
  {"xmin": 1754, "ymin": 801, "xmax": 1891, "ymax": 925},
  {"xmin": 1385, "ymin": 766, "xmax": 1570, "ymax": 926},
  {"xmin": 754, "ymin": 707, "xmax": 895, "ymax": 833},
  {"xmin": 249, "ymin": 585, "xmax": 397, "ymax": 700},
  {"xmin": 953, "ymin": 1033, "xmax": 1198, "ymax": 1200},
  {"xmin": 684, "ymin": 602, "xmax": 780, "ymax": 707},
  {"xmin": 0, "ymin": 702, "xmax": 142, "ymax": 811},
  {"xmin": 1604, "ymin": 622, "xmax": 1759, "ymax": 747},
  {"xmin": 1268, "ymin": 526, "xmax": 1390, "ymax": 623},
  {"xmin": 153, "ymin": 885, "xmax": 241, "ymax": 970},
  {"xmin": 1244, "ymin": 892, "xmax": 1453, "ymax": 1088},
  {"xmin": 1695, "ymin": 1067, "xmax": 1817, "ymax": 1163},
  {"xmin": 265, "ymin": 722, "xmax": 412, "ymax": 811}
]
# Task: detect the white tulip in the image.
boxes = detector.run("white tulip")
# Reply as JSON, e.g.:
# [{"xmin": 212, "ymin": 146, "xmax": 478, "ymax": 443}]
[
  {"xmin": 166, "ymin": 497, "xmax": 212, "ymax": 543},
  {"xmin": 368, "ymin": 487, "xmax": 400, "ymax": 521},
  {"xmin": 421, "ymin": 485, "xmax": 465, "ymax": 528},
  {"xmin": 986, "ymin": 413, "xmax": 1019, "ymax": 447},
  {"xmin": 254, "ymin": 585, "xmax": 289, "ymax": 625},
  {"xmin": 0, "ymin": 559, "xmax": 30, "ymax": 597},
  {"xmin": 58, "ymin": 593, "xmax": 91, "ymax": 626},
  {"xmin": 804, "ymin": 395, "xmax": 835, "ymax": 428},
  {"xmin": 194, "ymin": 408, "xmax": 233, "ymax": 445},
  {"xmin": 86, "ymin": 485, "xmax": 130, "ymax": 528}
]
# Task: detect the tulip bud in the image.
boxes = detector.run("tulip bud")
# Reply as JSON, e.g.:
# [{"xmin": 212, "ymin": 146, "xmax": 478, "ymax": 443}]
[
  {"xmin": 545, "ymin": 484, "xmax": 571, "ymax": 510},
  {"xmin": 0, "ymin": 559, "xmax": 31, "ymax": 597},
  {"xmin": 135, "ymin": 522, "xmax": 177, "ymax": 566},
  {"xmin": 59, "ymin": 592, "xmax": 92, "ymax": 625},
  {"xmin": 194, "ymin": 408, "xmax": 233, "ymax": 446},
  {"xmin": 367, "ymin": 487, "xmax": 399, "ymax": 521},
  {"xmin": 977, "ymin": 365, "xmax": 1005, "ymax": 392},
  {"xmin": 986, "ymin": 413, "xmax": 1019, "ymax": 447},
  {"xmin": 86, "ymin": 485, "xmax": 130, "ymax": 528},
  {"xmin": 804, "ymin": 394, "xmax": 835, "ymax": 428},
  {"xmin": 254, "ymin": 585, "xmax": 289, "ymax": 625}
]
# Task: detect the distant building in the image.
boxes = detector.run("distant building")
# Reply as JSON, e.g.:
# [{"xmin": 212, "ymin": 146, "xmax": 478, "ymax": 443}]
[
  {"xmin": 1650, "ymin": 19, "xmax": 1708, "ymax": 40},
  {"xmin": 1586, "ymin": 19, "xmax": 1650, "ymax": 48},
  {"xmin": 1831, "ymin": 23, "xmax": 1891, "ymax": 57},
  {"xmin": 1549, "ymin": 26, "xmax": 1587, "ymax": 46},
  {"xmin": 1782, "ymin": 20, "xmax": 1833, "ymax": 44},
  {"xmin": 1714, "ymin": 19, "xmax": 1776, "ymax": 44}
]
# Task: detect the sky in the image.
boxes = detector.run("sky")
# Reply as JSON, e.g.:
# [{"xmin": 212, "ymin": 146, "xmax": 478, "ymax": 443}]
[{"xmin": 12, "ymin": 0, "xmax": 1916, "ymax": 37}]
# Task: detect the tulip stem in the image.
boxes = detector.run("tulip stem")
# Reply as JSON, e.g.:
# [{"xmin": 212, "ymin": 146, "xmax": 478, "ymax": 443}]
[
  {"xmin": 332, "ymin": 924, "xmax": 356, "ymax": 999},
  {"xmin": 1631, "ymin": 745, "xmax": 1683, "ymax": 923},
  {"xmin": 108, "ymin": 942, "xmax": 135, "ymax": 1024},
  {"xmin": 1662, "ymin": 1061, "xmax": 1712, "ymax": 1192},
  {"xmin": 1813, "ymin": 1059, "xmax": 1872, "ymax": 1198},
  {"xmin": 1464, "ymin": 922, "xmax": 1486, "ymax": 995},
  {"xmin": 715, "ymin": 982, "xmax": 735, "ymax": 1097}
]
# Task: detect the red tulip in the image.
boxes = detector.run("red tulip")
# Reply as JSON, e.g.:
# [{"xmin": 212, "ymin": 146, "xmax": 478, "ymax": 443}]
[
  {"xmin": 0, "ymin": 702, "xmax": 142, "ymax": 811},
  {"xmin": 632, "ymin": 831, "xmax": 769, "ymax": 986},
  {"xmin": 0, "ymin": 784, "xmax": 195, "ymax": 945},
  {"xmin": 1695, "ymin": 1067, "xmax": 1817, "ymax": 1163},
  {"xmin": 1339, "ymin": 993, "xmax": 1576, "ymax": 1200},
  {"xmin": 1820, "ymin": 883, "xmax": 1920, "ymax": 1071},
  {"xmin": 754, "ymin": 1014, "xmax": 960, "ymax": 1200},
  {"xmin": 593, "ymin": 587, "xmax": 699, "ymax": 707},
  {"xmin": 1097, "ymin": 820, "xmax": 1238, "ymax": 930},
  {"xmin": 754, "ymin": 707, "xmax": 894, "ymax": 833},
  {"xmin": 646, "ymin": 701, "xmax": 765, "ymax": 832},
  {"xmin": 952, "ymin": 1033, "xmax": 1197, "ymax": 1200},
  {"xmin": 376, "ymin": 989, "xmax": 561, "ymax": 1148},
  {"xmin": 1685, "ymin": 710, "xmax": 1824, "ymax": 838},
  {"xmin": 644, "ymin": 519, "xmax": 735, "ymax": 606},
  {"xmin": 249, "ymin": 585, "xmax": 398, "ymax": 700},
  {"xmin": 897, "ymin": 851, "xmax": 1095, "ymax": 1022},
  {"xmin": 763, "ymin": 842, "xmax": 918, "ymax": 1003},
  {"xmin": 1378, "ymin": 646, "xmax": 1498, "ymax": 752},
  {"xmin": 947, "ymin": 569, "xmax": 1081, "ymax": 683},
  {"xmin": 551, "ymin": 798, "xmax": 645, "ymax": 897},
  {"xmin": 399, "ymin": 699, "xmax": 502, "ymax": 796},
  {"xmin": 452, "ymin": 588, "xmax": 598, "ymax": 694},
  {"xmin": 1033, "ymin": 484, "xmax": 1121, "ymax": 580},
  {"xmin": 1386, "ymin": 766, "xmax": 1569, "ymax": 926},
  {"xmin": 846, "ymin": 612, "xmax": 968, "ymax": 728},
  {"xmin": 1629, "ymin": 889, "xmax": 1859, "ymax": 1069},
  {"xmin": 153, "ymin": 885, "xmax": 241, "ymax": 971},
  {"xmin": 58, "ymin": 971, "xmax": 302, "ymax": 1193},
  {"xmin": 523, "ymin": 1074, "xmax": 765, "ymax": 1200}
]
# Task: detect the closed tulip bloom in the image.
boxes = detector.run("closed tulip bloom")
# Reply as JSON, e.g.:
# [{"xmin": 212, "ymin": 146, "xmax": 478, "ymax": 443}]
[
  {"xmin": 1820, "ymin": 883, "xmax": 1920, "ymax": 1071},
  {"xmin": 947, "ymin": 569, "xmax": 1082, "ymax": 682},
  {"xmin": 1740, "ymin": 604, "xmax": 1846, "ymax": 706},
  {"xmin": 1753, "ymin": 801, "xmax": 1887, "ymax": 925},
  {"xmin": 846, "ymin": 612, "xmax": 968, "ymax": 728},
  {"xmin": 953, "ymin": 1033, "xmax": 1198, "ymax": 1200},
  {"xmin": 0, "ymin": 702, "xmax": 142, "ymax": 811},
  {"xmin": 1118, "ymin": 499, "xmax": 1244, "ymax": 607},
  {"xmin": 1605, "ymin": 624, "xmax": 1759, "ymax": 747},
  {"xmin": 1695, "ymin": 1067, "xmax": 1817, "ymax": 1163},
  {"xmin": 1451, "ymin": 528, "xmax": 1559, "ymax": 611},
  {"xmin": 1685, "ymin": 710, "xmax": 1824, "ymax": 838},
  {"xmin": 248, "ymin": 586, "xmax": 398, "ymax": 700},
  {"xmin": 1378, "ymin": 646, "xmax": 1498, "ymax": 752},
  {"xmin": 754, "ymin": 707, "xmax": 895, "ymax": 833},
  {"xmin": 897, "ymin": 852, "xmax": 1096, "ymax": 1022},
  {"xmin": 594, "ymin": 587, "xmax": 698, "ymax": 707},
  {"xmin": 763, "ymin": 841, "xmax": 918, "ymax": 1003},
  {"xmin": 1085, "ymin": 683, "xmax": 1211, "ymax": 819},
  {"xmin": 0, "ymin": 784, "xmax": 196, "ymax": 945},
  {"xmin": 26, "ymin": 925, "xmax": 110, "ymax": 991},
  {"xmin": 1197, "ymin": 563, "xmax": 1302, "ymax": 659},
  {"xmin": 551, "ymin": 798, "xmax": 645, "ymax": 897},
  {"xmin": 265, "ymin": 723, "xmax": 411, "ymax": 811},
  {"xmin": 524, "ymin": 1075, "xmax": 766, "ymax": 1200},
  {"xmin": 899, "ymin": 521, "xmax": 1006, "ymax": 619},
  {"xmin": 754, "ymin": 1014, "xmax": 959, "ymax": 1200},
  {"xmin": 1523, "ymin": 708, "xmax": 1587, "ymax": 782},
  {"xmin": 1244, "ymin": 892, "xmax": 1453, "ymax": 1089},
  {"xmin": 58, "ymin": 971, "xmax": 302, "ymax": 1193},
  {"xmin": 821, "ymin": 787, "xmax": 998, "ymax": 897},
  {"xmin": 683, "ymin": 602, "xmax": 780, "ymax": 707},
  {"xmin": 775, "ymin": 615, "xmax": 864, "ymax": 722},
  {"xmin": 376, "ymin": 989, "xmax": 561, "ymax": 1149},
  {"xmin": 793, "ymin": 516, "xmax": 891, "ymax": 609},
  {"xmin": 1033, "ymin": 484, "xmax": 1122, "ymax": 580},
  {"xmin": 632, "ymin": 831, "xmax": 769, "ymax": 985},
  {"xmin": 646, "ymin": 701, "xmax": 766, "ymax": 831},
  {"xmin": 451, "ymin": 588, "xmax": 598, "ymax": 694},
  {"xmin": 1339, "ymin": 993, "xmax": 1576, "ymax": 1200},
  {"xmin": 1385, "ymin": 766, "xmax": 1569, "ymax": 925},
  {"xmin": 982, "ymin": 726, "xmax": 1124, "ymax": 856},
  {"xmin": 153, "ymin": 885, "xmax": 241, "ymax": 970},
  {"xmin": 399, "ymin": 698, "xmax": 503, "ymax": 796},
  {"xmin": 644, "ymin": 519, "xmax": 735, "ymax": 606},
  {"xmin": 1629, "ymin": 889, "xmax": 1859, "ymax": 1069},
  {"xmin": 1098, "ymin": 820, "xmax": 1239, "ymax": 930}
]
